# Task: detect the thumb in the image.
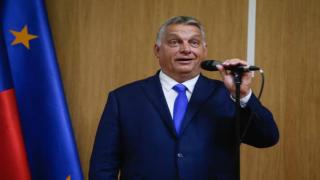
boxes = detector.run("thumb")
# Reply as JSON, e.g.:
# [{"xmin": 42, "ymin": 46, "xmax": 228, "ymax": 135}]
[{"xmin": 217, "ymin": 64, "xmax": 227, "ymax": 77}]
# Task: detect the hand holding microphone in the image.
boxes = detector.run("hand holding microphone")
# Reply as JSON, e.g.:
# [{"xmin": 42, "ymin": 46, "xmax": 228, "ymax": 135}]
[{"xmin": 201, "ymin": 59, "xmax": 256, "ymax": 98}]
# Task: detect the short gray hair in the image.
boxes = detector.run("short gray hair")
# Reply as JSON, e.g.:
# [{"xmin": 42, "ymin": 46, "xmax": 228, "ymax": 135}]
[{"xmin": 155, "ymin": 16, "xmax": 206, "ymax": 46}]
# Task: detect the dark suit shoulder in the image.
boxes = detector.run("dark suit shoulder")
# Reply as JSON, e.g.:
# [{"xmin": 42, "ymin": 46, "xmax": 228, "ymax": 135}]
[
  {"xmin": 110, "ymin": 74, "xmax": 156, "ymax": 94},
  {"xmin": 199, "ymin": 74, "xmax": 226, "ymax": 89},
  {"xmin": 200, "ymin": 74, "xmax": 223, "ymax": 84}
]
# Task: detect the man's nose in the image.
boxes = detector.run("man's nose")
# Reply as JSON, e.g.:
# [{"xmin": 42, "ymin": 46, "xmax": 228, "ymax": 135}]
[{"xmin": 180, "ymin": 42, "xmax": 191, "ymax": 54}]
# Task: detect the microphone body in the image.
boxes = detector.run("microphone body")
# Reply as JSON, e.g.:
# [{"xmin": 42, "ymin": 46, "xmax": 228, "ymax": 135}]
[{"xmin": 201, "ymin": 60, "xmax": 260, "ymax": 72}]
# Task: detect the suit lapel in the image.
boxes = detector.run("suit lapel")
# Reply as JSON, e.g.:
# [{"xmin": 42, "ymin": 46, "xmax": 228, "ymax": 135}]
[
  {"xmin": 141, "ymin": 73, "xmax": 178, "ymax": 137},
  {"xmin": 180, "ymin": 75, "xmax": 217, "ymax": 136}
]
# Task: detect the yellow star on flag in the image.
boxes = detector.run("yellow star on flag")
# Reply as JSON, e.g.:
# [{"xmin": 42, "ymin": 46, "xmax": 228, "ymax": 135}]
[{"xmin": 10, "ymin": 25, "xmax": 38, "ymax": 49}]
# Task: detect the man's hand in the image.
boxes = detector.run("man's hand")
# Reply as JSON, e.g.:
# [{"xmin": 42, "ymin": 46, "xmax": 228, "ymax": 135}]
[{"xmin": 216, "ymin": 58, "xmax": 253, "ymax": 98}]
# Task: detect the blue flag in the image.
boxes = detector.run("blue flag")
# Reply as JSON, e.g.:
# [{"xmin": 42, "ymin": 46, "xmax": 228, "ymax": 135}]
[{"xmin": 1, "ymin": 0, "xmax": 83, "ymax": 179}]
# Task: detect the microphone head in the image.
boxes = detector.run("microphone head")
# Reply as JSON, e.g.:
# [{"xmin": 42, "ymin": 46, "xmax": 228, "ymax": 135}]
[{"xmin": 201, "ymin": 60, "xmax": 221, "ymax": 71}]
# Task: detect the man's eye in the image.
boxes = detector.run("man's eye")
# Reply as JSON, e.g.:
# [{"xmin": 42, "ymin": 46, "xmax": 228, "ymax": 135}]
[
  {"xmin": 168, "ymin": 40, "xmax": 179, "ymax": 46},
  {"xmin": 190, "ymin": 40, "xmax": 200, "ymax": 47}
]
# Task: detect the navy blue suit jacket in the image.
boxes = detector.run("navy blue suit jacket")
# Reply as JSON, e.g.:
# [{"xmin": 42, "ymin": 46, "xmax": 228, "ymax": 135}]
[{"xmin": 89, "ymin": 73, "xmax": 279, "ymax": 180}]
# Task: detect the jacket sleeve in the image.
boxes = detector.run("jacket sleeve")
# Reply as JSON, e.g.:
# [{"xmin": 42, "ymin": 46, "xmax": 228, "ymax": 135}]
[
  {"xmin": 89, "ymin": 91, "xmax": 121, "ymax": 180},
  {"xmin": 240, "ymin": 94, "xmax": 279, "ymax": 148}
]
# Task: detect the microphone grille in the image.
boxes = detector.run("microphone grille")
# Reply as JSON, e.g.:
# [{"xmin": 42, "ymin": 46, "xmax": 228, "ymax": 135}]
[{"xmin": 201, "ymin": 60, "xmax": 221, "ymax": 71}]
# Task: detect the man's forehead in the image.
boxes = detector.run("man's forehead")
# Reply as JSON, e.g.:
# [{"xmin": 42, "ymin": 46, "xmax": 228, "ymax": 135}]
[{"xmin": 164, "ymin": 24, "xmax": 202, "ymax": 37}]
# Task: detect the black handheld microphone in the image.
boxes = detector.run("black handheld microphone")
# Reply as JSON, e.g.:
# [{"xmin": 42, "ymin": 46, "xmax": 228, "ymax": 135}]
[{"xmin": 201, "ymin": 60, "xmax": 260, "ymax": 72}]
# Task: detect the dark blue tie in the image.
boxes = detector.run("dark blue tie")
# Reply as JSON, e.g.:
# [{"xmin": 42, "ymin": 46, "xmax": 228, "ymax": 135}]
[{"xmin": 173, "ymin": 84, "xmax": 188, "ymax": 134}]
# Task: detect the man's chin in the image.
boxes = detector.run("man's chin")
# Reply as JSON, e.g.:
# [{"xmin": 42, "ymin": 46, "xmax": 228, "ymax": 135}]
[
  {"xmin": 175, "ymin": 69, "xmax": 200, "ymax": 77},
  {"xmin": 175, "ymin": 65, "xmax": 200, "ymax": 73},
  {"xmin": 175, "ymin": 68, "xmax": 193, "ymax": 74}
]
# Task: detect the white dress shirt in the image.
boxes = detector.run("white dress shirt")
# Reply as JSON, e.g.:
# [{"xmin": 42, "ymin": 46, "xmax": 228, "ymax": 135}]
[{"xmin": 159, "ymin": 70, "xmax": 252, "ymax": 118}]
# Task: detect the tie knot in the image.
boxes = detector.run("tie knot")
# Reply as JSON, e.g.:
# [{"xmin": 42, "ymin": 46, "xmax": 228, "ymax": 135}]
[{"xmin": 173, "ymin": 84, "xmax": 187, "ymax": 93}]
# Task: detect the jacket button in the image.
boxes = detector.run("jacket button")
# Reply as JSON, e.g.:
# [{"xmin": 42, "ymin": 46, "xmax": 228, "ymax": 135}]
[{"xmin": 177, "ymin": 153, "xmax": 184, "ymax": 158}]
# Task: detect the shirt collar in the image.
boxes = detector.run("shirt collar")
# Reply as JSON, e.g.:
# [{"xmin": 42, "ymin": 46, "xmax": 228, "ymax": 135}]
[{"xmin": 159, "ymin": 70, "xmax": 199, "ymax": 93}]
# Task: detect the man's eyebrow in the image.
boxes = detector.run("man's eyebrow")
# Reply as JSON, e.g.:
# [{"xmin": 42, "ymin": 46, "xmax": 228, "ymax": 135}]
[{"xmin": 190, "ymin": 35, "xmax": 202, "ymax": 39}]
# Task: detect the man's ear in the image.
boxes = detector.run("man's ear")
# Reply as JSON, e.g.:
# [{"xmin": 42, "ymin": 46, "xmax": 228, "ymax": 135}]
[
  {"xmin": 203, "ymin": 43, "xmax": 208, "ymax": 57},
  {"xmin": 153, "ymin": 44, "xmax": 160, "ymax": 58}
]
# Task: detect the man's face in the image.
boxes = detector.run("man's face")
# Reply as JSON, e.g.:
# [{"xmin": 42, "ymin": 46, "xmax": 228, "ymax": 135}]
[{"xmin": 154, "ymin": 24, "xmax": 207, "ymax": 82}]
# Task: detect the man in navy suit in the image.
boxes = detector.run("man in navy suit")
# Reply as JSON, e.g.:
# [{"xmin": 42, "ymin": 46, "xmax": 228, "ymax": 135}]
[{"xmin": 89, "ymin": 16, "xmax": 279, "ymax": 180}]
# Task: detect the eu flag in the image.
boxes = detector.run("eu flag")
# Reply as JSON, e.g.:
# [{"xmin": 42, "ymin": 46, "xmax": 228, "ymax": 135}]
[{"xmin": 1, "ymin": 0, "xmax": 83, "ymax": 179}]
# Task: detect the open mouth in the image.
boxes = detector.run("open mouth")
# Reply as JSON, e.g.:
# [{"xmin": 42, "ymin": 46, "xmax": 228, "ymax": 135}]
[{"xmin": 175, "ymin": 58, "xmax": 194, "ymax": 61}]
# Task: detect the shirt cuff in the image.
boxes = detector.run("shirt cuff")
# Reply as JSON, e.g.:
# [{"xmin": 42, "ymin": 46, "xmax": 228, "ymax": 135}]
[{"xmin": 230, "ymin": 89, "xmax": 252, "ymax": 108}]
